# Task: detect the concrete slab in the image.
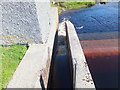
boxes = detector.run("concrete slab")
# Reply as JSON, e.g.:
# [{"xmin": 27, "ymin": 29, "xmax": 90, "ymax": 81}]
[{"xmin": 7, "ymin": 44, "xmax": 46, "ymax": 88}]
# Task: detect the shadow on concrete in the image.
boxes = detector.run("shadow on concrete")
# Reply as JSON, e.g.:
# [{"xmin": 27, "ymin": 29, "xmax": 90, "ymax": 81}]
[{"xmin": 40, "ymin": 75, "xmax": 45, "ymax": 90}]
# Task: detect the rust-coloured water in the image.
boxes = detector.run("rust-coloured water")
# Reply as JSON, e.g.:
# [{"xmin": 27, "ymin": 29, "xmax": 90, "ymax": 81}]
[{"xmin": 81, "ymin": 39, "xmax": 119, "ymax": 88}]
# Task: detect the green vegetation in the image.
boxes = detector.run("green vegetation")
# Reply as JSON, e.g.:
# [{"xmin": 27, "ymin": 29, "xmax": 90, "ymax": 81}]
[
  {"xmin": 51, "ymin": 2, "xmax": 96, "ymax": 15},
  {"xmin": 0, "ymin": 45, "xmax": 28, "ymax": 89}
]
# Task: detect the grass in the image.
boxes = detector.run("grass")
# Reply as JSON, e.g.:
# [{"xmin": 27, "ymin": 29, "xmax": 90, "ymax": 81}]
[
  {"xmin": 0, "ymin": 45, "xmax": 28, "ymax": 89},
  {"xmin": 61, "ymin": 2, "xmax": 96, "ymax": 8},
  {"xmin": 51, "ymin": 2, "xmax": 96, "ymax": 15}
]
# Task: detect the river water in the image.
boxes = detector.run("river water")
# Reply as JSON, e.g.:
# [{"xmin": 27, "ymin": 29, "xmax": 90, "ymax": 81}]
[
  {"xmin": 60, "ymin": 2, "xmax": 119, "ymax": 88},
  {"xmin": 60, "ymin": 3, "xmax": 118, "ymax": 34}
]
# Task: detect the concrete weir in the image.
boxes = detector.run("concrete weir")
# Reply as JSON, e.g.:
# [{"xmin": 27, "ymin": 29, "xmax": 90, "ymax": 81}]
[
  {"xmin": 47, "ymin": 21, "xmax": 95, "ymax": 88},
  {"xmin": 6, "ymin": 20, "xmax": 95, "ymax": 89},
  {"xmin": 4, "ymin": 1, "xmax": 95, "ymax": 89},
  {"xmin": 6, "ymin": 21, "xmax": 96, "ymax": 88}
]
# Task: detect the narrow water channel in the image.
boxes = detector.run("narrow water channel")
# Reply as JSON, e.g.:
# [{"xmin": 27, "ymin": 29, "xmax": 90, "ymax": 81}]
[{"xmin": 48, "ymin": 22, "xmax": 72, "ymax": 88}]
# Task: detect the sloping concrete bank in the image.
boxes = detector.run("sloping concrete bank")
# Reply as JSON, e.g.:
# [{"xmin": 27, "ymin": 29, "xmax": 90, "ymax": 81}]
[
  {"xmin": 1, "ymin": 0, "xmax": 53, "ymax": 45},
  {"xmin": 7, "ymin": 4, "xmax": 58, "ymax": 89},
  {"xmin": 65, "ymin": 21, "xmax": 95, "ymax": 89}
]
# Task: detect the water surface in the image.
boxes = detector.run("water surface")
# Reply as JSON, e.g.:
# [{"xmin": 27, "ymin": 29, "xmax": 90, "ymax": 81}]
[
  {"xmin": 60, "ymin": 2, "xmax": 119, "ymax": 88},
  {"xmin": 60, "ymin": 3, "xmax": 118, "ymax": 34}
]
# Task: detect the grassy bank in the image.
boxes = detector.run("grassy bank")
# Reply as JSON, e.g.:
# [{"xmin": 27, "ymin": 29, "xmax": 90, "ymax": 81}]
[
  {"xmin": 0, "ymin": 45, "xmax": 28, "ymax": 89},
  {"xmin": 51, "ymin": 2, "xmax": 96, "ymax": 15}
]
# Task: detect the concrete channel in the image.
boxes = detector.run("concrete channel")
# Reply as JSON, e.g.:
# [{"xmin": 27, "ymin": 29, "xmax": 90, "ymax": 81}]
[
  {"xmin": 47, "ymin": 21, "xmax": 95, "ymax": 89},
  {"xmin": 48, "ymin": 22, "xmax": 72, "ymax": 88}
]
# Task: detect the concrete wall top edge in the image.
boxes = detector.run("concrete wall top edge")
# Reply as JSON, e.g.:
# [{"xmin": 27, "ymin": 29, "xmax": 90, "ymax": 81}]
[{"xmin": 66, "ymin": 21, "xmax": 95, "ymax": 88}]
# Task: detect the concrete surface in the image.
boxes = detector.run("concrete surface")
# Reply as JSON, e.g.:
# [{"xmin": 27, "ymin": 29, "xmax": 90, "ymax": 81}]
[
  {"xmin": 0, "ymin": 0, "xmax": 53, "ymax": 45},
  {"xmin": 7, "ymin": 7, "xmax": 58, "ymax": 88},
  {"xmin": 66, "ymin": 21, "xmax": 95, "ymax": 89},
  {"xmin": 7, "ymin": 44, "xmax": 46, "ymax": 88},
  {"xmin": 40, "ymin": 7, "xmax": 58, "ymax": 88}
]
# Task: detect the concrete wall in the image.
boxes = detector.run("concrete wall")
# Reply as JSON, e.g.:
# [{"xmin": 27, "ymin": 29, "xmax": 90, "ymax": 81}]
[
  {"xmin": 6, "ymin": 6, "xmax": 58, "ymax": 89},
  {"xmin": 1, "ymin": 0, "xmax": 59, "ymax": 88},
  {"xmin": 66, "ymin": 21, "xmax": 95, "ymax": 88},
  {"xmin": 0, "ymin": 0, "xmax": 52, "ymax": 45}
]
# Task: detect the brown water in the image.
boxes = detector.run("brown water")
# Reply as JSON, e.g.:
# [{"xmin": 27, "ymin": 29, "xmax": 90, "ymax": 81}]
[
  {"xmin": 85, "ymin": 54, "xmax": 119, "ymax": 88},
  {"xmin": 81, "ymin": 39, "xmax": 119, "ymax": 88}
]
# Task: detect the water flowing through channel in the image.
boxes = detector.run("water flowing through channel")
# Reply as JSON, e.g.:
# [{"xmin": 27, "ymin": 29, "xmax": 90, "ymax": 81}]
[{"xmin": 48, "ymin": 22, "xmax": 72, "ymax": 88}]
